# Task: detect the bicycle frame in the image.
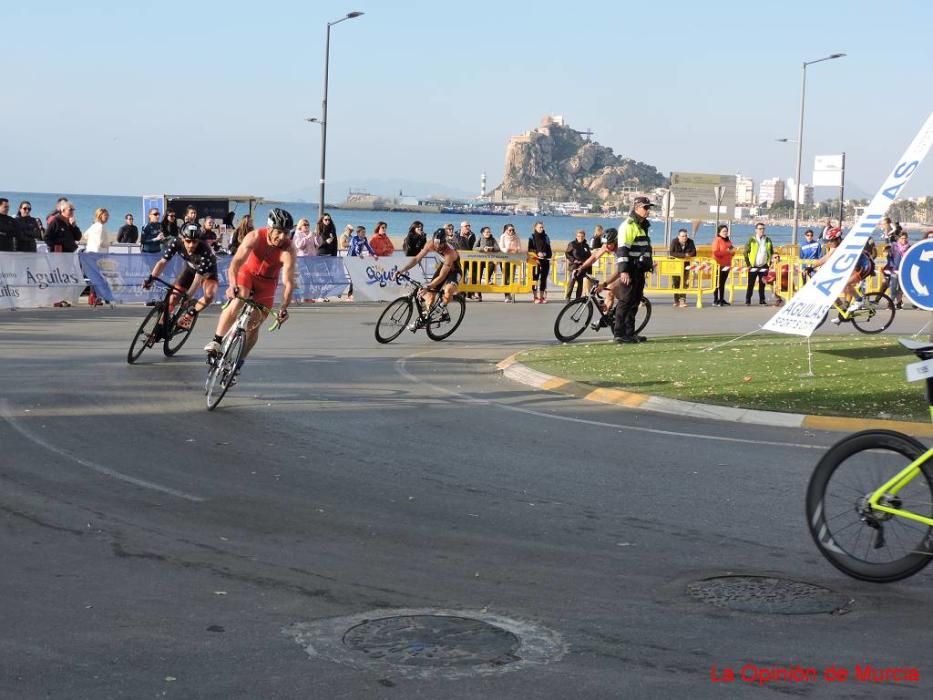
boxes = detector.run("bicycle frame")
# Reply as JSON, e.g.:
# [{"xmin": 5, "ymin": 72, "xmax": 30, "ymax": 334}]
[
  {"xmin": 866, "ymin": 346, "xmax": 933, "ymax": 526},
  {"xmin": 867, "ymin": 447, "xmax": 933, "ymax": 527}
]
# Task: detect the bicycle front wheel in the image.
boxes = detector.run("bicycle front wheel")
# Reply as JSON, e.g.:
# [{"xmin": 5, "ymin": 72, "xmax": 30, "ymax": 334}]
[
  {"xmin": 806, "ymin": 429, "xmax": 933, "ymax": 583},
  {"xmin": 164, "ymin": 302, "xmax": 198, "ymax": 356},
  {"xmin": 554, "ymin": 298, "xmax": 592, "ymax": 342},
  {"xmin": 426, "ymin": 296, "xmax": 465, "ymax": 341},
  {"xmin": 634, "ymin": 297, "xmax": 652, "ymax": 335},
  {"xmin": 375, "ymin": 298, "xmax": 413, "ymax": 344},
  {"xmin": 206, "ymin": 331, "xmax": 245, "ymax": 411},
  {"xmin": 851, "ymin": 293, "xmax": 895, "ymax": 334},
  {"xmin": 127, "ymin": 305, "xmax": 162, "ymax": 364}
]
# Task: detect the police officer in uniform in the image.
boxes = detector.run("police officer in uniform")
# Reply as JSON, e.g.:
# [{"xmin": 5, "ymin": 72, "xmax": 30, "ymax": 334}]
[{"xmin": 613, "ymin": 196, "xmax": 655, "ymax": 343}]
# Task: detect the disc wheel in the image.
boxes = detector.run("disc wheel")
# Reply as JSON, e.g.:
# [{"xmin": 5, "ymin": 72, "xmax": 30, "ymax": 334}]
[
  {"xmin": 164, "ymin": 302, "xmax": 198, "ymax": 356},
  {"xmin": 206, "ymin": 332, "xmax": 245, "ymax": 411},
  {"xmin": 554, "ymin": 298, "xmax": 593, "ymax": 342},
  {"xmin": 806, "ymin": 429, "xmax": 933, "ymax": 583},
  {"xmin": 375, "ymin": 298, "xmax": 413, "ymax": 344},
  {"xmin": 426, "ymin": 295, "xmax": 465, "ymax": 341},
  {"xmin": 127, "ymin": 305, "xmax": 163, "ymax": 364},
  {"xmin": 634, "ymin": 297, "xmax": 652, "ymax": 336},
  {"xmin": 851, "ymin": 292, "xmax": 895, "ymax": 334}
]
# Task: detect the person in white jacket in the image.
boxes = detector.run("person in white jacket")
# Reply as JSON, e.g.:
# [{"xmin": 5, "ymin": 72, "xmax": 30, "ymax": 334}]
[
  {"xmin": 498, "ymin": 222, "xmax": 522, "ymax": 302},
  {"xmin": 82, "ymin": 208, "xmax": 111, "ymax": 253}
]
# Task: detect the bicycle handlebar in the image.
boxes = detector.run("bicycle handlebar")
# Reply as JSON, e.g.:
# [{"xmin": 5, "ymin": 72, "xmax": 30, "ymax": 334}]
[
  {"xmin": 145, "ymin": 276, "xmax": 190, "ymax": 298},
  {"xmin": 221, "ymin": 292, "xmax": 285, "ymax": 332}
]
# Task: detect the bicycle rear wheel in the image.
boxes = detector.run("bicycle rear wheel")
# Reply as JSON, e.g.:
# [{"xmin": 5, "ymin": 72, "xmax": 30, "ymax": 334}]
[
  {"xmin": 127, "ymin": 305, "xmax": 162, "ymax": 364},
  {"xmin": 426, "ymin": 295, "xmax": 465, "ymax": 341},
  {"xmin": 806, "ymin": 429, "xmax": 933, "ymax": 583},
  {"xmin": 206, "ymin": 331, "xmax": 245, "ymax": 411},
  {"xmin": 554, "ymin": 298, "xmax": 592, "ymax": 342},
  {"xmin": 851, "ymin": 293, "xmax": 895, "ymax": 334},
  {"xmin": 634, "ymin": 297, "xmax": 652, "ymax": 335},
  {"xmin": 375, "ymin": 298, "xmax": 413, "ymax": 344},
  {"xmin": 164, "ymin": 302, "xmax": 198, "ymax": 356}
]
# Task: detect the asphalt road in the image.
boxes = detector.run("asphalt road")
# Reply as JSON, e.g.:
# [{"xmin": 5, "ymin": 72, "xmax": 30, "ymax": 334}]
[{"xmin": 2, "ymin": 299, "xmax": 932, "ymax": 699}]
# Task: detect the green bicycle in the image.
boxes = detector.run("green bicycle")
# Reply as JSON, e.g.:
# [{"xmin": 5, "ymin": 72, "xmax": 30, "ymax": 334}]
[{"xmin": 806, "ymin": 338, "xmax": 933, "ymax": 582}]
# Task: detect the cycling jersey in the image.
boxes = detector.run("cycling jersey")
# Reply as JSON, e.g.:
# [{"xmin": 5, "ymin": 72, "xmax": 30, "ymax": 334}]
[{"xmin": 162, "ymin": 238, "xmax": 218, "ymax": 279}]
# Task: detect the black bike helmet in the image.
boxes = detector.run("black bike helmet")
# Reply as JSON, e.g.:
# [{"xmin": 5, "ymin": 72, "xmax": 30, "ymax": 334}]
[
  {"xmin": 433, "ymin": 227, "xmax": 448, "ymax": 245},
  {"xmin": 180, "ymin": 223, "xmax": 201, "ymax": 241},
  {"xmin": 267, "ymin": 208, "xmax": 294, "ymax": 232},
  {"xmin": 603, "ymin": 227, "xmax": 618, "ymax": 245}
]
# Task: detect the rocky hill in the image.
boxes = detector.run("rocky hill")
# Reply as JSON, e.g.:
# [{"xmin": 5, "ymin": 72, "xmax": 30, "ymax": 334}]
[{"xmin": 494, "ymin": 116, "xmax": 668, "ymax": 204}]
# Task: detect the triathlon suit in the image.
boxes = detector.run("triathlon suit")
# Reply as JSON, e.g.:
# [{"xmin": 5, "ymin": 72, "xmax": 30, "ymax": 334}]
[
  {"xmin": 237, "ymin": 227, "xmax": 286, "ymax": 307},
  {"xmin": 855, "ymin": 251, "xmax": 875, "ymax": 280},
  {"xmin": 430, "ymin": 244, "xmax": 462, "ymax": 287},
  {"xmin": 162, "ymin": 238, "xmax": 218, "ymax": 289}
]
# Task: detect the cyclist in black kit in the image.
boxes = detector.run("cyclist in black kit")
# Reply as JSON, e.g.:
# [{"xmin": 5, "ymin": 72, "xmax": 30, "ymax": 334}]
[{"xmin": 144, "ymin": 224, "xmax": 219, "ymax": 329}]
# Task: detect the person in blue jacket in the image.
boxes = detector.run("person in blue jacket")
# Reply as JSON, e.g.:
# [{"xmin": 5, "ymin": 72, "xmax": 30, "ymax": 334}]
[{"xmin": 798, "ymin": 228, "xmax": 821, "ymax": 284}]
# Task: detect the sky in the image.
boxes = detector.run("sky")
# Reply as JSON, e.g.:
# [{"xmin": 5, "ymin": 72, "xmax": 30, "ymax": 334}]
[{"xmin": 4, "ymin": 0, "xmax": 933, "ymax": 201}]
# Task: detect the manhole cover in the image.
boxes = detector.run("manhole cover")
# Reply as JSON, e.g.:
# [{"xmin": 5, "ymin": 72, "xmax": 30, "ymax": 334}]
[
  {"xmin": 343, "ymin": 615, "xmax": 520, "ymax": 668},
  {"xmin": 284, "ymin": 607, "xmax": 566, "ymax": 680},
  {"xmin": 686, "ymin": 576, "xmax": 851, "ymax": 615}
]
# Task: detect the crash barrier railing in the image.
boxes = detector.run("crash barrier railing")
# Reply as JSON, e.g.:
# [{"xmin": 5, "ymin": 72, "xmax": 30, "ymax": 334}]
[{"xmin": 2, "ymin": 250, "xmax": 891, "ymax": 309}]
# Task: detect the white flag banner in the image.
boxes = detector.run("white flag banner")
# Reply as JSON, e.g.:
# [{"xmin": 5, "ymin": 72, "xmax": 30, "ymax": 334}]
[
  {"xmin": 764, "ymin": 112, "xmax": 933, "ymax": 337},
  {"xmin": 343, "ymin": 252, "xmax": 441, "ymax": 301},
  {"xmin": 0, "ymin": 252, "xmax": 86, "ymax": 309}
]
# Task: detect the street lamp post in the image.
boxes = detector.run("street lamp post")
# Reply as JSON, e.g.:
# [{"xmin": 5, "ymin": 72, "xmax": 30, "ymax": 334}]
[
  {"xmin": 317, "ymin": 11, "xmax": 364, "ymax": 223},
  {"xmin": 791, "ymin": 52, "xmax": 845, "ymax": 248}
]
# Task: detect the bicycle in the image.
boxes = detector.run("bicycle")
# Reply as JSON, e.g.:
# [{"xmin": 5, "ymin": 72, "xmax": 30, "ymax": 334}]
[
  {"xmin": 814, "ymin": 289, "xmax": 895, "ymax": 334},
  {"xmin": 806, "ymin": 337, "xmax": 933, "ymax": 582},
  {"xmin": 127, "ymin": 277, "xmax": 199, "ymax": 364},
  {"xmin": 374, "ymin": 272, "xmax": 466, "ymax": 344},
  {"xmin": 204, "ymin": 293, "xmax": 283, "ymax": 411},
  {"xmin": 553, "ymin": 274, "xmax": 652, "ymax": 343}
]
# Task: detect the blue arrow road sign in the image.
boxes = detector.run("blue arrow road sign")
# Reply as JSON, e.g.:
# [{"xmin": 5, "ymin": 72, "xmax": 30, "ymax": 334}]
[{"xmin": 898, "ymin": 239, "xmax": 933, "ymax": 311}]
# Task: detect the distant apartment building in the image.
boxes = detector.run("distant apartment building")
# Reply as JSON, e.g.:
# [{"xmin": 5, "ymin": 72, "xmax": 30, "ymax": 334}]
[
  {"xmin": 759, "ymin": 178, "xmax": 785, "ymax": 206},
  {"xmin": 735, "ymin": 175, "xmax": 756, "ymax": 205},
  {"xmin": 785, "ymin": 178, "xmax": 815, "ymax": 206}
]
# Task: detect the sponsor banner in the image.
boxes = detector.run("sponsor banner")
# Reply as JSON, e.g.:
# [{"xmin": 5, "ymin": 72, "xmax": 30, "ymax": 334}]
[
  {"xmin": 764, "ymin": 112, "xmax": 933, "ymax": 337},
  {"xmin": 0, "ymin": 252, "xmax": 86, "ymax": 309},
  {"xmin": 81, "ymin": 251, "xmax": 173, "ymax": 304},
  {"xmin": 294, "ymin": 255, "xmax": 350, "ymax": 300},
  {"xmin": 80, "ymin": 253, "xmax": 351, "ymax": 304},
  {"xmin": 343, "ymin": 253, "xmax": 440, "ymax": 301}
]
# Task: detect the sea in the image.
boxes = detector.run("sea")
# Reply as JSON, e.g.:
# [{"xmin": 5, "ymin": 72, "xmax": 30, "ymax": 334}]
[{"xmin": 3, "ymin": 189, "xmax": 811, "ymax": 246}]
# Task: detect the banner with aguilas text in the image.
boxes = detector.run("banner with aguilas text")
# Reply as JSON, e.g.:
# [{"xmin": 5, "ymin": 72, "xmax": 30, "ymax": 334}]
[
  {"xmin": 763, "ymin": 111, "xmax": 933, "ymax": 337},
  {"xmin": 0, "ymin": 252, "xmax": 86, "ymax": 309},
  {"xmin": 79, "ymin": 252, "xmax": 350, "ymax": 304},
  {"xmin": 343, "ymin": 253, "xmax": 441, "ymax": 301}
]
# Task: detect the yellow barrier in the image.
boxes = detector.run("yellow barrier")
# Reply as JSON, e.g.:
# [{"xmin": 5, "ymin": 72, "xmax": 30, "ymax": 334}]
[
  {"xmin": 456, "ymin": 252, "xmax": 535, "ymax": 295},
  {"xmin": 456, "ymin": 249, "xmax": 890, "ymax": 304}
]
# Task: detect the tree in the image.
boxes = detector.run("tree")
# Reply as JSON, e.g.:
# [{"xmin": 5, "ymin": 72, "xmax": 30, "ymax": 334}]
[{"xmin": 768, "ymin": 198, "xmax": 796, "ymax": 216}]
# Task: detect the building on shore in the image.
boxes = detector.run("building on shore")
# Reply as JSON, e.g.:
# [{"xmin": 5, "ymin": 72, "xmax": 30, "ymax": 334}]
[
  {"xmin": 758, "ymin": 178, "xmax": 785, "ymax": 206},
  {"xmin": 735, "ymin": 174, "xmax": 756, "ymax": 205}
]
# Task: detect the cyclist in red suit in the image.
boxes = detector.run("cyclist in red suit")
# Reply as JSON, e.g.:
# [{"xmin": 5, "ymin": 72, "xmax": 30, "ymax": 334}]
[{"xmin": 204, "ymin": 208, "xmax": 297, "ymax": 358}]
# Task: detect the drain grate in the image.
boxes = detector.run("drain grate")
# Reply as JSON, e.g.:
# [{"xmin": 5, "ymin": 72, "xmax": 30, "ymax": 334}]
[
  {"xmin": 343, "ymin": 615, "xmax": 520, "ymax": 668},
  {"xmin": 686, "ymin": 576, "xmax": 851, "ymax": 615}
]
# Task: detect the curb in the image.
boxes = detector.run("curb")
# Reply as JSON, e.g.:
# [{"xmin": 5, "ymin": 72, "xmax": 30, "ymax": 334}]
[{"xmin": 496, "ymin": 353, "xmax": 933, "ymax": 436}]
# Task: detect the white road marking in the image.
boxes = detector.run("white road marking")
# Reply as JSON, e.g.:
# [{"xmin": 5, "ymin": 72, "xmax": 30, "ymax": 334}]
[
  {"xmin": 0, "ymin": 400, "xmax": 205, "ymax": 502},
  {"xmin": 394, "ymin": 348, "xmax": 826, "ymax": 451}
]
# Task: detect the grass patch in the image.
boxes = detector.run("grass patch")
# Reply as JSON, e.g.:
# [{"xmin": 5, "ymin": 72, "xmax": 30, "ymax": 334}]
[{"xmin": 519, "ymin": 334, "xmax": 927, "ymax": 422}]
